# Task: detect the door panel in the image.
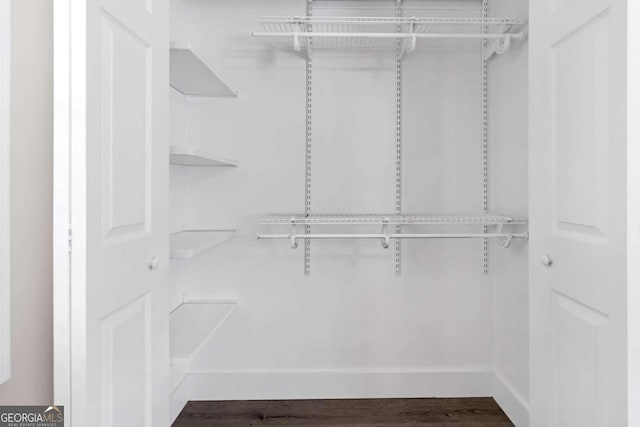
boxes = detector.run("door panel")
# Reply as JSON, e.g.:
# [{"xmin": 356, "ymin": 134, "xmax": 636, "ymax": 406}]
[
  {"xmin": 530, "ymin": 0, "xmax": 626, "ymax": 425},
  {"xmin": 57, "ymin": 0, "xmax": 170, "ymax": 425},
  {"xmin": 100, "ymin": 14, "xmax": 151, "ymax": 239},
  {"xmin": 100, "ymin": 294, "xmax": 152, "ymax": 427},
  {"xmin": 550, "ymin": 292, "xmax": 609, "ymax": 427},
  {"xmin": 550, "ymin": 10, "xmax": 609, "ymax": 243}
]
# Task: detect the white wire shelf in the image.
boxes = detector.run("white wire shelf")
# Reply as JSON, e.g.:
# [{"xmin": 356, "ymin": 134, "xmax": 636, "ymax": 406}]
[
  {"xmin": 253, "ymin": 16, "xmax": 526, "ymax": 54},
  {"xmin": 260, "ymin": 213, "xmax": 527, "ymax": 226}
]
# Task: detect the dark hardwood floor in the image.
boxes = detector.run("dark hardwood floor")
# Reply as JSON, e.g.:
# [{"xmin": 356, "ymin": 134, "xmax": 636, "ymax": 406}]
[{"xmin": 172, "ymin": 398, "xmax": 514, "ymax": 426}]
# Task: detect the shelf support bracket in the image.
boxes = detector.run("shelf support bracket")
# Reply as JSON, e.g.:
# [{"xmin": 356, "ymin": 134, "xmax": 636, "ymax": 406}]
[
  {"xmin": 381, "ymin": 218, "xmax": 391, "ymax": 249},
  {"xmin": 304, "ymin": 0, "xmax": 313, "ymax": 275},
  {"xmin": 394, "ymin": 0, "xmax": 403, "ymax": 276},
  {"xmin": 495, "ymin": 224, "xmax": 511, "ymax": 248},
  {"xmin": 482, "ymin": 0, "xmax": 489, "ymax": 275},
  {"xmin": 293, "ymin": 23, "xmax": 303, "ymax": 52},
  {"xmin": 483, "ymin": 24, "xmax": 522, "ymax": 60},
  {"xmin": 290, "ymin": 217, "xmax": 299, "ymax": 249},
  {"xmin": 407, "ymin": 22, "xmax": 417, "ymax": 55}
]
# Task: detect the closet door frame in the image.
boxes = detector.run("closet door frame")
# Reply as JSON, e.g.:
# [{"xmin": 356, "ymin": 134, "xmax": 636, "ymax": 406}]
[
  {"xmin": 627, "ymin": 2, "xmax": 640, "ymax": 423},
  {"xmin": 0, "ymin": 0, "xmax": 10, "ymax": 387},
  {"xmin": 53, "ymin": 0, "xmax": 72, "ymax": 413}
]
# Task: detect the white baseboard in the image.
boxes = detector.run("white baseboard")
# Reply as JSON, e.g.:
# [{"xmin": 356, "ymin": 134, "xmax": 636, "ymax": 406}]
[
  {"xmin": 492, "ymin": 370, "xmax": 530, "ymax": 427},
  {"xmin": 169, "ymin": 368, "xmax": 530, "ymax": 425},
  {"xmin": 174, "ymin": 369, "xmax": 493, "ymax": 402},
  {"xmin": 170, "ymin": 376, "xmax": 191, "ymax": 423}
]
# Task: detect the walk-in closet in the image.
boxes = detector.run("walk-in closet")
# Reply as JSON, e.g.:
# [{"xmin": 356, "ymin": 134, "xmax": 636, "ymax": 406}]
[{"xmin": 52, "ymin": 0, "xmax": 636, "ymax": 425}]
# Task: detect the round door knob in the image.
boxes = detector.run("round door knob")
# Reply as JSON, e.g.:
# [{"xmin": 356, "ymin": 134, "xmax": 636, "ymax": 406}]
[
  {"xmin": 148, "ymin": 256, "xmax": 159, "ymax": 270},
  {"xmin": 540, "ymin": 254, "xmax": 553, "ymax": 267}
]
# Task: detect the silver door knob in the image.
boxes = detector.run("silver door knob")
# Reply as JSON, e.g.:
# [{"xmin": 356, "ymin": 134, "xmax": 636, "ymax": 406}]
[
  {"xmin": 540, "ymin": 254, "xmax": 553, "ymax": 267},
  {"xmin": 148, "ymin": 256, "xmax": 159, "ymax": 270}
]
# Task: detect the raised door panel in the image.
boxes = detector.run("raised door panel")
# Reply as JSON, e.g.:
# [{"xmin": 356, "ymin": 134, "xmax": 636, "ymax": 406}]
[
  {"xmin": 550, "ymin": 292, "xmax": 609, "ymax": 427},
  {"xmin": 100, "ymin": 15, "xmax": 151, "ymax": 241},
  {"xmin": 100, "ymin": 294, "xmax": 152, "ymax": 427},
  {"xmin": 550, "ymin": 11, "xmax": 609, "ymax": 243}
]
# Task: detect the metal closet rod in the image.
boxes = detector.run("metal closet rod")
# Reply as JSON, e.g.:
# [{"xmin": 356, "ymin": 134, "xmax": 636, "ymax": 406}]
[
  {"xmin": 258, "ymin": 232, "xmax": 529, "ymax": 240},
  {"xmin": 258, "ymin": 232, "xmax": 528, "ymax": 250}
]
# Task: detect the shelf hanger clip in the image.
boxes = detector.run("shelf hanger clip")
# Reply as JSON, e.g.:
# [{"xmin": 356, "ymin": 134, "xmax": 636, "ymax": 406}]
[
  {"xmin": 381, "ymin": 217, "xmax": 391, "ymax": 249},
  {"xmin": 407, "ymin": 22, "xmax": 417, "ymax": 55},
  {"xmin": 494, "ymin": 25, "xmax": 512, "ymax": 55},
  {"xmin": 289, "ymin": 217, "xmax": 299, "ymax": 249},
  {"xmin": 293, "ymin": 23, "xmax": 303, "ymax": 53},
  {"xmin": 495, "ymin": 222, "xmax": 529, "ymax": 249}
]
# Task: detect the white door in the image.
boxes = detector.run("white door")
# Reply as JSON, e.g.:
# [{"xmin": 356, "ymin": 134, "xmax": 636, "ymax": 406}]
[
  {"xmin": 54, "ymin": 0, "xmax": 170, "ymax": 425},
  {"xmin": 529, "ymin": 0, "xmax": 627, "ymax": 426}
]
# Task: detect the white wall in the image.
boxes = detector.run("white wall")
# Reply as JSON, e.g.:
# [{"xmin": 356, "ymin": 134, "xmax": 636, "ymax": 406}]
[
  {"xmin": 489, "ymin": 0, "xmax": 529, "ymax": 425},
  {"xmin": 0, "ymin": 0, "xmax": 53, "ymax": 405},
  {"xmin": 169, "ymin": 0, "xmax": 527, "ymax": 402},
  {"xmin": 0, "ymin": 0, "xmax": 10, "ymax": 387}
]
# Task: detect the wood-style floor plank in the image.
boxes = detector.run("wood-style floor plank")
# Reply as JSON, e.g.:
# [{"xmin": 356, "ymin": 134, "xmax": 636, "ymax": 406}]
[{"xmin": 172, "ymin": 398, "xmax": 514, "ymax": 426}]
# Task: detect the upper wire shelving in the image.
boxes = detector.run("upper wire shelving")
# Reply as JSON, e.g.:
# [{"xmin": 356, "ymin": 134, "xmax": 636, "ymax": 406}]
[{"xmin": 253, "ymin": 16, "xmax": 526, "ymax": 56}]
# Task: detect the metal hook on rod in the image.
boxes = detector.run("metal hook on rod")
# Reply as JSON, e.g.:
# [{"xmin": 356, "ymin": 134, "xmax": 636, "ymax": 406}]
[
  {"xmin": 381, "ymin": 218, "xmax": 391, "ymax": 249},
  {"xmin": 293, "ymin": 33, "xmax": 301, "ymax": 52},
  {"xmin": 289, "ymin": 217, "xmax": 299, "ymax": 248},
  {"xmin": 497, "ymin": 233, "xmax": 514, "ymax": 248},
  {"xmin": 407, "ymin": 23, "xmax": 417, "ymax": 54},
  {"xmin": 494, "ymin": 34, "xmax": 511, "ymax": 55}
]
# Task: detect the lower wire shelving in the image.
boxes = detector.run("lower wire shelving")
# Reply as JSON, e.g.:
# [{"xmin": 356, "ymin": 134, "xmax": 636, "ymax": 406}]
[
  {"xmin": 260, "ymin": 213, "xmax": 526, "ymax": 225},
  {"xmin": 258, "ymin": 213, "xmax": 528, "ymax": 250}
]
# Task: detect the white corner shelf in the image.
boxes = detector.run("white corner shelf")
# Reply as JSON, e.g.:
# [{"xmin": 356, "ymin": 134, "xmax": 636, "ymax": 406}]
[
  {"xmin": 170, "ymin": 41, "xmax": 237, "ymax": 98},
  {"xmin": 170, "ymin": 146, "xmax": 237, "ymax": 167},
  {"xmin": 169, "ymin": 299, "xmax": 238, "ymax": 390},
  {"xmin": 170, "ymin": 228, "xmax": 237, "ymax": 260}
]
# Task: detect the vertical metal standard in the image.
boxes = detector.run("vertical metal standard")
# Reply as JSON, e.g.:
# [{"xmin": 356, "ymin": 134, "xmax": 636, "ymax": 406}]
[
  {"xmin": 304, "ymin": 0, "xmax": 313, "ymax": 276},
  {"xmin": 481, "ymin": 0, "xmax": 489, "ymax": 275},
  {"xmin": 394, "ymin": 0, "xmax": 403, "ymax": 276}
]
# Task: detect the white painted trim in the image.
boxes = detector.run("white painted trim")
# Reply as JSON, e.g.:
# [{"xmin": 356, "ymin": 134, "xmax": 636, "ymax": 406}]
[
  {"xmin": 52, "ymin": 1, "xmax": 88, "ymax": 426},
  {"xmin": 0, "ymin": 0, "xmax": 11, "ymax": 387},
  {"xmin": 170, "ymin": 372, "xmax": 192, "ymax": 423},
  {"xmin": 53, "ymin": 0, "xmax": 72, "ymax": 417},
  {"xmin": 68, "ymin": 0, "xmax": 88, "ymax": 422},
  {"xmin": 628, "ymin": 1, "xmax": 640, "ymax": 424},
  {"xmin": 176, "ymin": 369, "xmax": 492, "ymax": 401},
  {"xmin": 492, "ymin": 370, "xmax": 530, "ymax": 427}
]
